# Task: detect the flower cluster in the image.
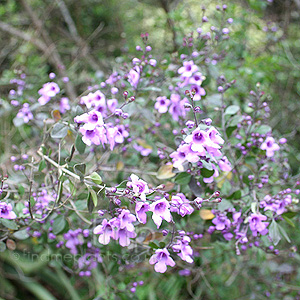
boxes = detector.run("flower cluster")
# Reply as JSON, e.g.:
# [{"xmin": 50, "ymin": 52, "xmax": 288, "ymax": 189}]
[
  {"xmin": 170, "ymin": 125, "xmax": 231, "ymax": 182},
  {"xmin": 23, "ymin": 189, "xmax": 55, "ymax": 219},
  {"xmin": 16, "ymin": 103, "xmax": 33, "ymax": 123},
  {"xmin": 154, "ymin": 94, "xmax": 189, "ymax": 121},
  {"xmin": 94, "ymin": 209, "xmax": 137, "ymax": 247},
  {"xmin": 38, "ymin": 82, "xmax": 60, "ymax": 105},
  {"xmin": 0, "ymin": 202, "xmax": 16, "ymax": 219},
  {"xmin": 178, "ymin": 60, "xmax": 206, "ymax": 100}
]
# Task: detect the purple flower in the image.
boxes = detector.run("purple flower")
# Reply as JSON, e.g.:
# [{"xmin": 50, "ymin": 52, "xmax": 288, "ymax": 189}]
[
  {"xmin": 170, "ymin": 193, "xmax": 194, "ymax": 217},
  {"xmin": 150, "ymin": 198, "xmax": 172, "ymax": 228},
  {"xmin": 190, "ymin": 84, "xmax": 206, "ymax": 101},
  {"xmin": 218, "ymin": 156, "xmax": 232, "ymax": 171},
  {"xmin": 133, "ymin": 144, "xmax": 152, "ymax": 156},
  {"xmin": 248, "ymin": 213, "xmax": 269, "ymax": 236},
  {"xmin": 170, "ymin": 143, "xmax": 200, "ymax": 170},
  {"xmin": 64, "ymin": 229, "xmax": 84, "ymax": 255},
  {"xmin": 38, "ymin": 82, "xmax": 60, "ymax": 104},
  {"xmin": 172, "ymin": 236, "xmax": 193, "ymax": 263},
  {"xmin": 169, "ymin": 94, "xmax": 188, "ymax": 121},
  {"xmin": 154, "ymin": 96, "xmax": 170, "ymax": 113},
  {"xmin": 0, "ymin": 202, "xmax": 16, "ymax": 219},
  {"xmin": 149, "ymin": 248, "xmax": 175, "ymax": 273},
  {"xmin": 59, "ymin": 97, "xmax": 70, "ymax": 113},
  {"xmin": 185, "ymin": 128, "xmax": 209, "ymax": 153},
  {"xmin": 127, "ymin": 174, "xmax": 149, "ymax": 201},
  {"xmin": 93, "ymin": 219, "xmax": 113, "ymax": 245},
  {"xmin": 135, "ymin": 202, "xmax": 150, "ymax": 224},
  {"xmin": 17, "ymin": 103, "xmax": 33, "ymax": 123},
  {"xmin": 212, "ymin": 213, "xmax": 231, "ymax": 231},
  {"xmin": 128, "ymin": 66, "xmax": 140, "ymax": 89},
  {"xmin": 79, "ymin": 125, "xmax": 102, "ymax": 146},
  {"xmin": 178, "ymin": 60, "xmax": 198, "ymax": 78},
  {"xmin": 260, "ymin": 137, "xmax": 280, "ymax": 157},
  {"xmin": 118, "ymin": 209, "xmax": 136, "ymax": 232}
]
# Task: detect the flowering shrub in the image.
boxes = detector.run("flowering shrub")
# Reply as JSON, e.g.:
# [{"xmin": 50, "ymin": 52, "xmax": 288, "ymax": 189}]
[{"xmin": 0, "ymin": 2, "xmax": 299, "ymax": 299}]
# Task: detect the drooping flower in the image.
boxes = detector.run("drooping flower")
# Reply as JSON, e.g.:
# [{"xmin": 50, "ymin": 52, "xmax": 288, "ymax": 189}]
[
  {"xmin": 128, "ymin": 66, "xmax": 140, "ymax": 89},
  {"xmin": 0, "ymin": 202, "xmax": 16, "ymax": 219},
  {"xmin": 248, "ymin": 213, "xmax": 269, "ymax": 237},
  {"xmin": 212, "ymin": 213, "xmax": 231, "ymax": 231},
  {"xmin": 127, "ymin": 174, "xmax": 149, "ymax": 201},
  {"xmin": 149, "ymin": 248, "xmax": 175, "ymax": 273},
  {"xmin": 150, "ymin": 198, "xmax": 172, "ymax": 228},
  {"xmin": 172, "ymin": 236, "xmax": 193, "ymax": 263},
  {"xmin": 135, "ymin": 202, "xmax": 150, "ymax": 224},
  {"xmin": 93, "ymin": 219, "xmax": 113, "ymax": 245},
  {"xmin": 170, "ymin": 193, "xmax": 194, "ymax": 217}
]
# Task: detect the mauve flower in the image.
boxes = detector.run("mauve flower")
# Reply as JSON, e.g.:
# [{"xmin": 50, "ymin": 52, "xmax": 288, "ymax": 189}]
[
  {"xmin": 135, "ymin": 202, "xmax": 150, "ymax": 224},
  {"xmin": 154, "ymin": 96, "xmax": 170, "ymax": 113},
  {"xmin": 17, "ymin": 103, "xmax": 33, "ymax": 123},
  {"xmin": 260, "ymin": 137, "xmax": 280, "ymax": 157},
  {"xmin": 0, "ymin": 202, "xmax": 16, "ymax": 219},
  {"xmin": 189, "ymin": 72, "xmax": 205, "ymax": 86},
  {"xmin": 212, "ymin": 213, "xmax": 231, "ymax": 231},
  {"xmin": 59, "ymin": 97, "xmax": 70, "ymax": 113},
  {"xmin": 170, "ymin": 193, "xmax": 194, "ymax": 217},
  {"xmin": 116, "ymin": 228, "xmax": 137, "ymax": 247},
  {"xmin": 38, "ymin": 82, "xmax": 60, "ymax": 98},
  {"xmin": 150, "ymin": 198, "xmax": 172, "ymax": 228},
  {"xmin": 185, "ymin": 128, "xmax": 209, "ymax": 153},
  {"xmin": 172, "ymin": 236, "xmax": 193, "ymax": 263},
  {"xmin": 207, "ymin": 127, "xmax": 224, "ymax": 146},
  {"xmin": 128, "ymin": 66, "xmax": 140, "ymax": 89},
  {"xmin": 133, "ymin": 144, "xmax": 152, "ymax": 156},
  {"xmin": 94, "ymin": 219, "xmax": 113, "ymax": 245},
  {"xmin": 79, "ymin": 125, "xmax": 101, "ymax": 146},
  {"xmin": 107, "ymin": 98, "xmax": 118, "ymax": 113},
  {"xmin": 248, "ymin": 213, "xmax": 269, "ymax": 236},
  {"xmin": 190, "ymin": 84, "xmax": 206, "ymax": 101},
  {"xmin": 149, "ymin": 248, "xmax": 175, "ymax": 273},
  {"xmin": 118, "ymin": 209, "xmax": 136, "ymax": 232},
  {"xmin": 168, "ymin": 94, "xmax": 188, "ymax": 121},
  {"xmin": 149, "ymin": 59, "xmax": 157, "ymax": 67},
  {"xmin": 178, "ymin": 60, "xmax": 198, "ymax": 78},
  {"xmin": 218, "ymin": 156, "xmax": 232, "ymax": 171},
  {"xmin": 127, "ymin": 174, "xmax": 149, "ymax": 201}
]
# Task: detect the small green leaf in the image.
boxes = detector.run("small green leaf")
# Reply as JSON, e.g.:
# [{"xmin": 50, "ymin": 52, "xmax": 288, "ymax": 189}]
[
  {"xmin": 218, "ymin": 199, "xmax": 234, "ymax": 211},
  {"xmin": 38, "ymin": 160, "xmax": 46, "ymax": 172},
  {"xmin": 225, "ymin": 105, "xmax": 240, "ymax": 115},
  {"xmin": 1, "ymin": 219, "xmax": 18, "ymax": 230},
  {"xmin": 74, "ymin": 163, "xmax": 86, "ymax": 181},
  {"xmin": 88, "ymin": 187, "xmax": 98, "ymax": 207},
  {"xmin": 282, "ymin": 215, "xmax": 295, "ymax": 228},
  {"xmin": 148, "ymin": 242, "xmax": 159, "ymax": 249},
  {"xmin": 227, "ymin": 190, "xmax": 242, "ymax": 200},
  {"xmin": 18, "ymin": 185, "xmax": 25, "ymax": 197},
  {"xmin": 52, "ymin": 215, "xmax": 66, "ymax": 234},
  {"xmin": 13, "ymin": 229, "xmax": 30, "ymax": 240},
  {"xmin": 75, "ymin": 134, "xmax": 86, "ymax": 154},
  {"xmin": 201, "ymin": 168, "xmax": 215, "ymax": 178},
  {"xmin": 50, "ymin": 123, "xmax": 68, "ymax": 139},
  {"xmin": 0, "ymin": 241, "xmax": 6, "ymax": 252},
  {"xmin": 256, "ymin": 125, "xmax": 272, "ymax": 135},
  {"xmin": 278, "ymin": 224, "xmax": 291, "ymax": 243},
  {"xmin": 175, "ymin": 172, "xmax": 191, "ymax": 185},
  {"xmin": 269, "ymin": 220, "xmax": 281, "ymax": 246},
  {"xmin": 86, "ymin": 172, "xmax": 102, "ymax": 185}
]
